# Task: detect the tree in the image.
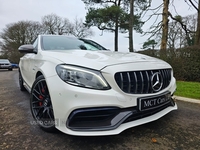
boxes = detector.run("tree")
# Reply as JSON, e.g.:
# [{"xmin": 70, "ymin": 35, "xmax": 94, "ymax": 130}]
[
  {"xmin": 82, "ymin": 0, "xmax": 144, "ymax": 51},
  {"xmin": 159, "ymin": 0, "xmax": 200, "ymax": 47},
  {"xmin": 186, "ymin": 0, "xmax": 200, "ymax": 45},
  {"xmin": 167, "ymin": 13, "xmax": 197, "ymax": 47},
  {"xmin": 143, "ymin": 0, "xmax": 196, "ymax": 50},
  {"xmin": 0, "ymin": 21, "xmax": 43, "ymax": 62},
  {"xmin": 128, "ymin": 0, "xmax": 151, "ymax": 52},
  {"xmin": 142, "ymin": 39, "xmax": 157, "ymax": 49},
  {"xmin": 145, "ymin": 13, "xmax": 197, "ymax": 49},
  {"xmin": 42, "ymin": 14, "xmax": 94, "ymax": 38},
  {"xmin": 84, "ymin": 4, "xmax": 128, "ymax": 51},
  {"xmin": 41, "ymin": 14, "xmax": 70, "ymax": 35},
  {"xmin": 0, "ymin": 41, "xmax": 4, "ymax": 57},
  {"xmin": 160, "ymin": 0, "xmax": 169, "ymax": 55},
  {"xmin": 196, "ymin": 0, "xmax": 200, "ymax": 45},
  {"xmin": 68, "ymin": 17, "xmax": 94, "ymax": 38},
  {"xmin": 177, "ymin": 14, "xmax": 197, "ymax": 47},
  {"xmin": 129, "ymin": 0, "xmax": 134, "ymax": 52},
  {"xmin": 143, "ymin": 0, "xmax": 200, "ymax": 52}
]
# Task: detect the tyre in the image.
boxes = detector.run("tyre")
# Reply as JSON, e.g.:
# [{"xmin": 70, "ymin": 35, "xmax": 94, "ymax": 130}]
[
  {"xmin": 19, "ymin": 70, "xmax": 26, "ymax": 91},
  {"xmin": 30, "ymin": 75, "xmax": 56, "ymax": 132}
]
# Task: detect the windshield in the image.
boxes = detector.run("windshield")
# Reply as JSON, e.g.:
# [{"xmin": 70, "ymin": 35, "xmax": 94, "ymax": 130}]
[
  {"xmin": 41, "ymin": 36, "xmax": 107, "ymax": 51},
  {"xmin": 0, "ymin": 59, "xmax": 10, "ymax": 63}
]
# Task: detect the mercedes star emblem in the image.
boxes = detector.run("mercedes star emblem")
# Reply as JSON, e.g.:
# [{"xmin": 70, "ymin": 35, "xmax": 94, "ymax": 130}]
[{"xmin": 151, "ymin": 72, "xmax": 163, "ymax": 92}]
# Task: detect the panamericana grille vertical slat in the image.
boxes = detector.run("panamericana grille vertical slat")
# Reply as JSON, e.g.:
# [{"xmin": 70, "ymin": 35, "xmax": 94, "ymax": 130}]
[
  {"xmin": 127, "ymin": 72, "xmax": 131, "ymax": 93},
  {"xmin": 140, "ymin": 72, "xmax": 144, "ymax": 94},
  {"xmin": 161, "ymin": 69, "xmax": 165, "ymax": 87},
  {"xmin": 150, "ymin": 71, "xmax": 154, "ymax": 93},
  {"xmin": 145, "ymin": 71, "xmax": 149, "ymax": 94},
  {"xmin": 119, "ymin": 73, "xmax": 124, "ymax": 90},
  {"xmin": 114, "ymin": 69, "xmax": 172, "ymax": 94},
  {"xmin": 134, "ymin": 72, "xmax": 137, "ymax": 93}
]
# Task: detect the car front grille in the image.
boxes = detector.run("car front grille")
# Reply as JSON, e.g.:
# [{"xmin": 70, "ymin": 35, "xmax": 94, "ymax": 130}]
[
  {"xmin": 114, "ymin": 69, "xmax": 171, "ymax": 94},
  {"xmin": 0, "ymin": 63, "xmax": 9, "ymax": 65}
]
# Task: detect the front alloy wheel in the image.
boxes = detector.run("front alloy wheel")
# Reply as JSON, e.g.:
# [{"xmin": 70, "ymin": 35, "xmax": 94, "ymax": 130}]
[{"xmin": 30, "ymin": 75, "xmax": 56, "ymax": 132}]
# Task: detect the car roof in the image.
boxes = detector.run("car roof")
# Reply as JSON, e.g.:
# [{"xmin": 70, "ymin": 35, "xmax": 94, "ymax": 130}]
[{"xmin": 40, "ymin": 35, "xmax": 76, "ymax": 38}]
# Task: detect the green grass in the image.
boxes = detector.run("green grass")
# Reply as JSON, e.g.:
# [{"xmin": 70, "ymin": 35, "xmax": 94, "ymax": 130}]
[{"xmin": 175, "ymin": 81, "xmax": 200, "ymax": 100}]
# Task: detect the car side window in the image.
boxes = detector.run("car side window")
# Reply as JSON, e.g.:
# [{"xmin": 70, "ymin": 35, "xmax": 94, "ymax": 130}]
[{"xmin": 32, "ymin": 38, "xmax": 38, "ymax": 52}]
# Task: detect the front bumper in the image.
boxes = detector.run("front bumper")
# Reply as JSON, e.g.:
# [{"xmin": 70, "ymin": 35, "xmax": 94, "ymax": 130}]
[
  {"xmin": 67, "ymin": 98, "xmax": 175, "ymax": 131},
  {"xmin": 46, "ymin": 74, "xmax": 177, "ymax": 136},
  {"xmin": 0, "ymin": 64, "xmax": 12, "ymax": 69}
]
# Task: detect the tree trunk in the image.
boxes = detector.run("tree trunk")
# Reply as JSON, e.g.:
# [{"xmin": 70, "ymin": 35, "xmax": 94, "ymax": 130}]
[
  {"xmin": 160, "ymin": 0, "xmax": 169, "ymax": 56},
  {"xmin": 129, "ymin": 0, "xmax": 134, "ymax": 52},
  {"xmin": 114, "ymin": 19, "xmax": 119, "ymax": 51},
  {"xmin": 113, "ymin": 0, "xmax": 122, "ymax": 52},
  {"xmin": 195, "ymin": 0, "xmax": 200, "ymax": 45}
]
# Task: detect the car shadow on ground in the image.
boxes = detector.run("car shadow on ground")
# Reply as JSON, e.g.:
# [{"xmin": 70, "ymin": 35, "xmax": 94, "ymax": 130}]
[{"xmin": 0, "ymin": 69, "xmax": 13, "ymax": 72}]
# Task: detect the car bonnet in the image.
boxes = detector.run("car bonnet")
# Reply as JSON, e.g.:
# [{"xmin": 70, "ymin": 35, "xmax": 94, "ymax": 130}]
[{"xmin": 42, "ymin": 50, "xmax": 168, "ymax": 70}]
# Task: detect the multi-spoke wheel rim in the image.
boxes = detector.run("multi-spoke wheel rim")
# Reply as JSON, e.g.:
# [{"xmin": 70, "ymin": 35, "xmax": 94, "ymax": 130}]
[{"xmin": 31, "ymin": 79, "xmax": 55, "ymax": 127}]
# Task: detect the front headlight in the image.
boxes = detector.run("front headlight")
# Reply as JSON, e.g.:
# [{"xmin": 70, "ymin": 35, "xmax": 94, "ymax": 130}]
[{"xmin": 56, "ymin": 65, "xmax": 111, "ymax": 90}]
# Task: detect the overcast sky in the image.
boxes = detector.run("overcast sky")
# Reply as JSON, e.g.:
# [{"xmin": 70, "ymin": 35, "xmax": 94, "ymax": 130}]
[{"xmin": 0, "ymin": 0, "xmax": 196, "ymax": 52}]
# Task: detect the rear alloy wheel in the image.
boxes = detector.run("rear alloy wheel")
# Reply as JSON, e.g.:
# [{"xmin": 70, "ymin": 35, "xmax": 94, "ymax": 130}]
[{"xmin": 30, "ymin": 75, "xmax": 56, "ymax": 132}]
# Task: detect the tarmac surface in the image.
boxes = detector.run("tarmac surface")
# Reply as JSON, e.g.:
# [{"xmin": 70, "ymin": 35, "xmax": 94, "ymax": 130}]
[{"xmin": 0, "ymin": 69, "xmax": 200, "ymax": 150}]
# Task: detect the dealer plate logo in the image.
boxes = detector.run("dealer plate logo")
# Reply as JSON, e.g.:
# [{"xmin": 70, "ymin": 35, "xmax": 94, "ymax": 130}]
[{"xmin": 138, "ymin": 92, "xmax": 171, "ymax": 111}]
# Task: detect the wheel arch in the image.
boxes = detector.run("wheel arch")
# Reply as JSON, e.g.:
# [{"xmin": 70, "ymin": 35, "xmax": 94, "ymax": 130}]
[{"xmin": 35, "ymin": 71, "xmax": 43, "ymax": 79}]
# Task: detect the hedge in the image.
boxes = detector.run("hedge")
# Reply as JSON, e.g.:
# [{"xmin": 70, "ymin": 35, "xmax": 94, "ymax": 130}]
[{"xmin": 138, "ymin": 46, "xmax": 200, "ymax": 82}]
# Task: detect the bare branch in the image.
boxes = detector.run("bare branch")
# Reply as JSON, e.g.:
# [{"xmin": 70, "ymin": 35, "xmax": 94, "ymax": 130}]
[
  {"xmin": 168, "ymin": 11, "xmax": 195, "ymax": 34},
  {"xmin": 143, "ymin": 21, "xmax": 162, "ymax": 38},
  {"xmin": 170, "ymin": 0, "xmax": 179, "ymax": 15},
  {"xmin": 187, "ymin": 0, "xmax": 199, "ymax": 12},
  {"xmin": 97, "ymin": 25, "xmax": 115, "ymax": 31},
  {"xmin": 100, "ymin": 0, "xmax": 116, "ymax": 5}
]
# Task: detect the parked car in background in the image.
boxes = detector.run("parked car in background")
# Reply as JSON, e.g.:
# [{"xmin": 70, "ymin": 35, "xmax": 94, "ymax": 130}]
[
  {"xmin": 11, "ymin": 63, "xmax": 19, "ymax": 68},
  {"xmin": 0, "ymin": 59, "xmax": 13, "ymax": 71},
  {"xmin": 18, "ymin": 35, "xmax": 177, "ymax": 136}
]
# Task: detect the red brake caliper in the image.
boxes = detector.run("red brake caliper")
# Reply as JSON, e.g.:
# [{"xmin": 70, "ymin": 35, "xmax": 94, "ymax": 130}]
[
  {"xmin": 38, "ymin": 86, "xmax": 45, "ymax": 106},
  {"xmin": 39, "ymin": 95, "xmax": 43, "ymax": 106}
]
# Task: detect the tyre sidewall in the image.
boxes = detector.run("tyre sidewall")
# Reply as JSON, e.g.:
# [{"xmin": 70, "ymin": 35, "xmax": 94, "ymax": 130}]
[{"xmin": 30, "ymin": 75, "xmax": 56, "ymax": 132}]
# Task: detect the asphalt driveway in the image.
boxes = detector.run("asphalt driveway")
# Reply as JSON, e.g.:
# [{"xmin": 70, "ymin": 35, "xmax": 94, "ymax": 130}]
[{"xmin": 0, "ymin": 70, "xmax": 200, "ymax": 150}]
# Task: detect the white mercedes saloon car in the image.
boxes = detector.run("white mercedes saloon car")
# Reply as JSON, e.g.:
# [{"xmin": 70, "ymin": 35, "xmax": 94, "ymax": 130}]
[{"xmin": 18, "ymin": 35, "xmax": 177, "ymax": 136}]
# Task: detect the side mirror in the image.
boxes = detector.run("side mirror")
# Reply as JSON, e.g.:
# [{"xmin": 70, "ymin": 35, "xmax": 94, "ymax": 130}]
[{"xmin": 18, "ymin": 45, "xmax": 36, "ymax": 53}]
